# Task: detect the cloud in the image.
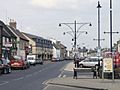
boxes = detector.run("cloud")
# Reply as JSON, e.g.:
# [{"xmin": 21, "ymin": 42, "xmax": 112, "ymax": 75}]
[
  {"xmin": 30, "ymin": 0, "xmax": 57, "ymax": 8},
  {"xmin": 30, "ymin": 0, "xmax": 109, "ymax": 10},
  {"xmin": 30, "ymin": 0, "xmax": 86, "ymax": 9}
]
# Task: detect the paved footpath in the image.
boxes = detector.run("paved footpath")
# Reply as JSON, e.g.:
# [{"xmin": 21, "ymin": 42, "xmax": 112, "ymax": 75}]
[{"xmin": 45, "ymin": 62, "xmax": 120, "ymax": 90}]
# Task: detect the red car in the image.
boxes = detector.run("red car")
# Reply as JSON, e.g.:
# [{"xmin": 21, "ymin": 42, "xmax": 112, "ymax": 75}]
[{"xmin": 10, "ymin": 55, "xmax": 28, "ymax": 69}]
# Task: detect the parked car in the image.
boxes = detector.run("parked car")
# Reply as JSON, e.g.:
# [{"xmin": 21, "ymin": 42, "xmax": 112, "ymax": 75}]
[
  {"xmin": 79, "ymin": 56, "xmax": 103, "ymax": 68},
  {"xmin": 0, "ymin": 59, "xmax": 11, "ymax": 74},
  {"xmin": 10, "ymin": 55, "xmax": 29, "ymax": 69},
  {"xmin": 27, "ymin": 54, "xmax": 43, "ymax": 65}
]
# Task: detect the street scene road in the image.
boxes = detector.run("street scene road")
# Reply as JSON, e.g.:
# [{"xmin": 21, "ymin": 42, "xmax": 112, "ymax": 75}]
[
  {"xmin": 43, "ymin": 61, "xmax": 94, "ymax": 90},
  {"xmin": 0, "ymin": 61, "xmax": 70, "ymax": 90},
  {"xmin": 1, "ymin": 0, "xmax": 120, "ymax": 90},
  {"xmin": 0, "ymin": 60, "xmax": 94, "ymax": 90}
]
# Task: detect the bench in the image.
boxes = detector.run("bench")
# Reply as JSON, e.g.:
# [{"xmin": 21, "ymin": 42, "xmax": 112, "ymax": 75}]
[{"xmin": 73, "ymin": 67, "xmax": 97, "ymax": 79}]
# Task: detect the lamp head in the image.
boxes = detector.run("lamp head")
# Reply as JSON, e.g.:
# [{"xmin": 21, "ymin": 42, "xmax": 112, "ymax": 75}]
[
  {"xmin": 97, "ymin": 1, "xmax": 102, "ymax": 8},
  {"xmin": 63, "ymin": 32, "xmax": 65, "ymax": 35},
  {"xmin": 72, "ymin": 38, "xmax": 74, "ymax": 41},
  {"xmin": 59, "ymin": 24, "xmax": 61, "ymax": 27},
  {"xmin": 89, "ymin": 23, "xmax": 92, "ymax": 26}
]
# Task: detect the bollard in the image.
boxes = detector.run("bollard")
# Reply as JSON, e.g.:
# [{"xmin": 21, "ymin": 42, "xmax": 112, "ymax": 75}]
[
  {"xmin": 91, "ymin": 67, "xmax": 97, "ymax": 79},
  {"xmin": 73, "ymin": 68, "xmax": 77, "ymax": 79}
]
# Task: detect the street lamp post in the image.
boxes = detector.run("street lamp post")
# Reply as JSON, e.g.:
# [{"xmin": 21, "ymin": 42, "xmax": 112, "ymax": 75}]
[
  {"xmin": 59, "ymin": 20, "xmax": 91, "ymax": 52},
  {"xmin": 59, "ymin": 20, "xmax": 91, "ymax": 67},
  {"xmin": 93, "ymin": 1, "xmax": 105, "ymax": 78},
  {"xmin": 94, "ymin": 1, "xmax": 105, "ymax": 56},
  {"xmin": 0, "ymin": 25, "xmax": 3, "ymax": 59},
  {"xmin": 104, "ymin": 0, "xmax": 119, "ymax": 81},
  {"xmin": 93, "ymin": 1, "xmax": 104, "ymax": 67}
]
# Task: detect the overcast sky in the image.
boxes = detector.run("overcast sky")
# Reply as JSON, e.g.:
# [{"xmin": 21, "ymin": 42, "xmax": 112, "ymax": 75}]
[{"xmin": 0, "ymin": 0, "xmax": 120, "ymax": 50}]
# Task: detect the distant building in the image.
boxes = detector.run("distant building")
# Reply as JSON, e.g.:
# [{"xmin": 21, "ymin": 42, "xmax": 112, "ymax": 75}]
[
  {"xmin": 50, "ymin": 39, "xmax": 67, "ymax": 60},
  {"xmin": 56, "ymin": 41, "xmax": 67, "ymax": 59},
  {"xmin": 22, "ymin": 32, "xmax": 53, "ymax": 60}
]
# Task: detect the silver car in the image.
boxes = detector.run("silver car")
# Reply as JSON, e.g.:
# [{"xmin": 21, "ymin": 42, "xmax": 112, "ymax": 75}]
[{"xmin": 79, "ymin": 57, "xmax": 103, "ymax": 68}]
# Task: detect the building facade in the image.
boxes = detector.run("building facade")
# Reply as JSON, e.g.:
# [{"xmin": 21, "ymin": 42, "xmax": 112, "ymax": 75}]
[
  {"xmin": 22, "ymin": 32, "xmax": 53, "ymax": 60},
  {"xmin": 8, "ymin": 21, "xmax": 29, "ymax": 59},
  {"xmin": 0, "ymin": 20, "xmax": 17, "ymax": 61}
]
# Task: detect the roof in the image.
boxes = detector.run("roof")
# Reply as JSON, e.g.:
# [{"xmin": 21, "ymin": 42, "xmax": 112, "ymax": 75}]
[
  {"xmin": 59, "ymin": 43, "xmax": 67, "ymax": 49},
  {"xmin": 22, "ymin": 32, "xmax": 44, "ymax": 41},
  {"xmin": 53, "ymin": 43, "xmax": 60, "ymax": 49},
  {"xmin": 8, "ymin": 26, "xmax": 29, "ymax": 41},
  {"xmin": 0, "ymin": 20, "xmax": 16, "ymax": 38}
]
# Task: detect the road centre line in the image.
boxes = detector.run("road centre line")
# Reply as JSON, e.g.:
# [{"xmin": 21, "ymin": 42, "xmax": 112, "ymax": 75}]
[
  {"xmin": 13, "ymin": 77, "xmax": 24, "ymax": 81},
  {"xmin": 0, "ymin": 81, "xmax": 9, "ymax": 86},
  {"xmin": 25, "ymin": 74, "xmax": 33, "ymax": 78}
]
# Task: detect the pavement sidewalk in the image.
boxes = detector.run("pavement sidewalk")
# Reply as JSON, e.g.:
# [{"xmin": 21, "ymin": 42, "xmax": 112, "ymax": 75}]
[{"xmin": 46, "ymin": 62, "xmax": 120, "ymax": 90}]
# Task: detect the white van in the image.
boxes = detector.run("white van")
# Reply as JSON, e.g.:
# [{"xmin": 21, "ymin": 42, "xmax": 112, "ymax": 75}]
[{"xmin": 27, "ymin": 54, "xmax": 43, "ymax": 65}]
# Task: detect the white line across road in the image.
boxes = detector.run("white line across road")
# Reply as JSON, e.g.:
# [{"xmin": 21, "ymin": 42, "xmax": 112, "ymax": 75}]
[
  {"xmin": 43, "ymin": 85, "xmax": 50, "ymax": 90},
  {"xmin": 58, "ymin": 70, "xmax": 64, "ymax": 78}
]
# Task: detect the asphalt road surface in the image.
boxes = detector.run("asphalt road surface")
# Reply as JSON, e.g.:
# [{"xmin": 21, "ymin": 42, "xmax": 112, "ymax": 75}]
[{"xmin": 0, "ymin": 61, "xmax": 69, "ymax": 90}]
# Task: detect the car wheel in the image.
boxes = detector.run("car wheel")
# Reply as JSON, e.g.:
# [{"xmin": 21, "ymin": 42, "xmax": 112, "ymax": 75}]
[
  {"xmin": 79, "ymin": 64, "xmax": 83, "ymax": 68},
  {"xmin": 40, "ymin": 62, "xmax": 43, "ymax": 65},
  {"xmin": 8, "ymin": 68, "xmax": 11, "ymax": 73},
  {"xmin": 22, "ymin": 66, "xmax": 25, "ymax": 70},
  {"xmin": 33, "ymin": 64, "xmax": 36, "ymax": 66},
  {"xmin": 0, "ymin": 70, "xmax": 2, "ymax": 74},
  {"xmin": 3, "ymin": 68, "xmax": 7, "ymax": 74}
]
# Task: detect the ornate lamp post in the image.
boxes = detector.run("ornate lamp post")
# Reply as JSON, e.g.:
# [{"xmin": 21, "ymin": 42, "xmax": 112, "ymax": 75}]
[
  {"xmin": 59, "ymin": 20, "xmax": 91, "ymax": 67},
  {"xmin": 59, "ymin": 20, "xmax": 91, "ymax": 52}
]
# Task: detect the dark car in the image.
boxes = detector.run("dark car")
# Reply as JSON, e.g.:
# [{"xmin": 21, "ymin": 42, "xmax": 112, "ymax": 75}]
[{"xmin": 0, "ymin": 59, "xmax": 11, "ymax": 74}]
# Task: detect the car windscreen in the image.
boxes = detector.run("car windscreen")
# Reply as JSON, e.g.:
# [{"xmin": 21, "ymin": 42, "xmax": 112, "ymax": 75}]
[
  {"xmin": 13, "ymin": 56, "xmax": 22, "ymax": 60},
  {"xmin": 91, "ymin": 59, "xmax": 98, "ymax": 62},
  {"xmin": 0, "ymin": 60, "xmax": 3, "ymax": 64},
  {"xmin": 27, "ymin": 57, "xmax": 34, "ymax": 60}
]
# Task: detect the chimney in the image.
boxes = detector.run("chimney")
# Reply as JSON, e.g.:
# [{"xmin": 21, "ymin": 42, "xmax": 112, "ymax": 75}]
[{"xmin": 9, "ymin": 20, "xmax": 17, "ymax": 29}]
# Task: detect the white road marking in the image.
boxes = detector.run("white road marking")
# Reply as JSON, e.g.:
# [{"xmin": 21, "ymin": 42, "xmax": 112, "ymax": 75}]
[
  {"xmin": 63, "ymin": 75, "xmax": 66, "ymax": 78},
  {"xmin": 58, "ymin": 70, "xmax": 64, "ymax": 78},
  {"xmin": 13, "ymin": 77, "xmax": 24, "ymax": 81},
  {"xmin": 0, "ymin": 81, "xmax": 9, "ymax": 86},
  {"xmin": 42, "ymin": 79, "xmax": 52, "ymax": 85},
  {"xmin": 25, "ymin": 74, "xmax": 33, "ymax": 78},
  {"xmin": 43, "ymin": 85, "xmax": 50, "ymax": 90},
  {"xmin": 0, "ymin": 65, "xmax": 50, "ymax": 86},
  {"xmin": 58, "ymin": 74, "xmax": 62, "ymax": 78}
]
